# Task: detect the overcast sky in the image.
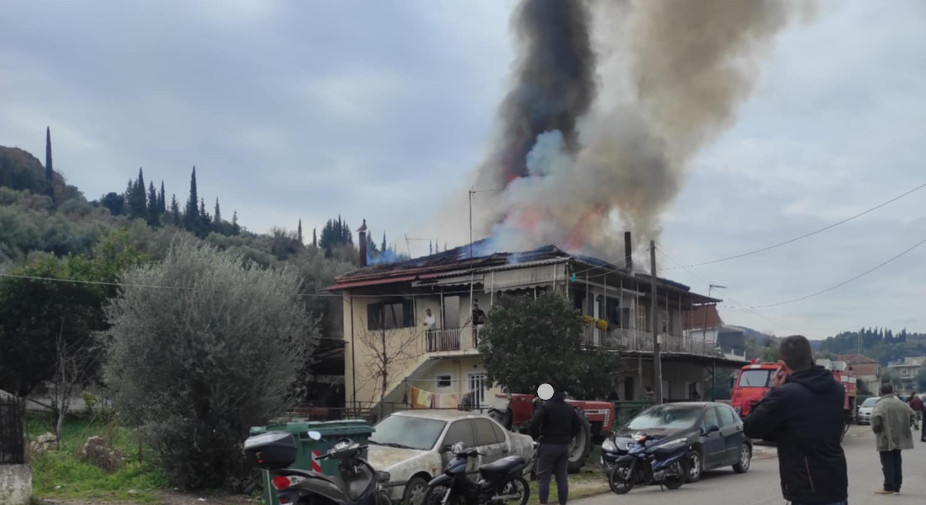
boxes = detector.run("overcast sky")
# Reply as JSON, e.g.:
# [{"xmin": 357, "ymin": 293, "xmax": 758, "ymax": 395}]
[{"xmin": 1, "ymin": 1, "xmax": 924, "ymax": 339}]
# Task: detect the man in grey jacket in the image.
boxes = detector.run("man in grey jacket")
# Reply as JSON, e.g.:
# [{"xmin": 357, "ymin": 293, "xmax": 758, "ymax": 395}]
[{"xmin": 870, "ymin": 383, "xmax": 916, "ymax": 495}]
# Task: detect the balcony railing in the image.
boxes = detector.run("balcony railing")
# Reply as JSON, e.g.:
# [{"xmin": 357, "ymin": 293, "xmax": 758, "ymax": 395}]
[
  {"xmin": 583, "ymin": 327, "xmax": 723, "ymax": 357},
  {"xmin": 425, "ymin": 327, "xmax": 478, "ymax": 353}
]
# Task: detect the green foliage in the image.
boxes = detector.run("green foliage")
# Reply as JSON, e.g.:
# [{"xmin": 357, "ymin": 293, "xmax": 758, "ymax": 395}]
[
  {"xmin": 100, "ymin": 238, "xmax": 319, "ymax": 490},
  {"xmin": 0, "ymin": 230, "xmax": 148, "ymax": 396},
  {"xmin": 818, "ymin": 327, "xmax": 926, "ymax": 365},
  {"xmin": 26, "ymin": 413, "xmax": 167, "ymax": 503},
  {"xmin": 478, "ymin": 293, "xmax": 610, "ymax": 396},
  {"xmin": 318, "ymin": 215, "xmax": 353, "ymax": 251}
]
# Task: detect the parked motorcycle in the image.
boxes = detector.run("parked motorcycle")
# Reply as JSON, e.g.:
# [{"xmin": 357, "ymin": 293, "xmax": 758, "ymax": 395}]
[
  {"xmin": 244, "ymin": 430, "xmax": 392, "ymax": 505},
  {"xmin": 421, "ymin": 442, "xmax": 530, "ymax": 505},
  {"xmin": 603, "ymin": 433, "xmax": 690, "ymax": 494}
]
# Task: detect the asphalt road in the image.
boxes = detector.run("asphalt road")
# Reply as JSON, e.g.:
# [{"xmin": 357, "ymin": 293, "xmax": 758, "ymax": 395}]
[{"xmin": 574, "ymin": 425, "xmax": 926, "ymax": 505}]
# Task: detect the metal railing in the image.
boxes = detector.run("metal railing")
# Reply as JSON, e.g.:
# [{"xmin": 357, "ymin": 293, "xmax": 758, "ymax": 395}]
[
  {"xmin": 582, "ymin": 327, "xmax": 722, "ymax": 357},
  {"xmin": 424, "ymin": 327, "xmax": 478, "ymax": 353},
  {"xmin": 0, "ymin": 397, "xmax": 24, "ymax": 464}
]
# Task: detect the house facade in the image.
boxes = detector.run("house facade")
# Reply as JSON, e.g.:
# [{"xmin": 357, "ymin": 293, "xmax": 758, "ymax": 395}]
[
  {"xmin": 838, "ymin": 353, "xmax": 882, "ymax": 395},
  {"xmin": 886, "ymin": 357, "xmax": 925, "ymax": 393},
  {"xmin": 330, "ymin": 236, "xmax": 748, "ymax": 418}
]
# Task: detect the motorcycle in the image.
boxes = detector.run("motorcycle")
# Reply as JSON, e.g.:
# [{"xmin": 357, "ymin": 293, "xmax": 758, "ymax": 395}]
[
  {"xmin": 244, "ymin": 429, "xmax": 392, "ymax": 505},
  {"xmin": 421, "ymin": 442, "xmax": 530, "ymax": 505},
  {"xmin": 603, "ymin": 433, "xmax": 690, "ymax": 494}
]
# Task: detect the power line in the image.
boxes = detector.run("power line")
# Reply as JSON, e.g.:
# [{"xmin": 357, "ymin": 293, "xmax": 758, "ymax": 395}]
[
  {"xmin": 655, "ymin": 246, "xmax": 817, "ymax": 338},
  {"xmin": 726, "ymin": 234, "xmax": 926, "ymax": 310},
  {"xmin": 667, "ymin": 180, "xmax": 926, "ymax": 270}
]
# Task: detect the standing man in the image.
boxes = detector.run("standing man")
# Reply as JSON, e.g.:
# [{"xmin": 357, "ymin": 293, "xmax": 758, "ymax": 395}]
[
  {"xmin": 743, "ymin": 335, "xmax": 848, "ymax": 505},
  {"xmin": 530, "ymin": 384, "xmax": 582, "ymax": 505},
  {"xmin": 908, "ymin": 391, "xmax": 922, "ymax": 431},
  {"xmin": 471, "ymin": 302, "xmax": 486, "ymax": 345},
  {"xmin": 870, "ymin": 383, "xmax": 915, "ymax": 495},
  {"xmin": 423, "ymin": 308, "xmax": 437, "ymax": 349}
]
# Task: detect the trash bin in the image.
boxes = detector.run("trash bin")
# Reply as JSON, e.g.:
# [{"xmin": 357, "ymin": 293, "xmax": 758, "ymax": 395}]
[{"xmin": 249, "ymin": 419, "xmax": 375, "ymax": 505}]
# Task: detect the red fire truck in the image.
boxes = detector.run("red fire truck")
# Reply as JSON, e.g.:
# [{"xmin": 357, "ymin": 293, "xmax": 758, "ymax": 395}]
[{"xmin": 731, "ymin": 359, "xmax": 857, "ymax": 427}]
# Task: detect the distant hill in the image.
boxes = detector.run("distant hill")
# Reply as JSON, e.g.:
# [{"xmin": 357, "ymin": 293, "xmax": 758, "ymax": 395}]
[{"xmin": 0, "ymin": 145, "xmax": 82, "ymax": 202}]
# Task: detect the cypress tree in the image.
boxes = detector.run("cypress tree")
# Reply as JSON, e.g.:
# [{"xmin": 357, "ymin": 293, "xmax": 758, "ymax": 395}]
[
  {"xmin": 214, "ymin": 198, "xmax": 222, "ymax": 224},
  {"xmin": 128, "ymin": 168, "xmax": 148, "ymax": 219},
  {"xmin": 170, "ymin": 194, "xmax": 181, "ymax": 226},
  {"xmin": 232, "ymin": 211, "xmax": 240, "ymax": 235},
  {"xmin": 199, "ymin": 198, "xmax": 210, "ymax": 233},
  {"xmin": 147, "ymin": 181, "xmax": 159, "ymax": 224},
  {"xmin": 297, "ymin": 219, "xmax": 303, "ymax": 244},
  {"xmin": 382, "ymin": 233, "xmax": 387, "ymax": 253},
  {"xmin": 183, "ymin": 166, "xmax": 199, "ymax": 231},
  {"xmin": 312, "ymin": 228, "xmax": 317, "ymax": 247},
  {"xmin": 159, "ymin": 181, "xmax": 166, "ymax": 213},
  {"xmin": 45, "ymin": 127, "xmax": 53, "ymax": 180}
]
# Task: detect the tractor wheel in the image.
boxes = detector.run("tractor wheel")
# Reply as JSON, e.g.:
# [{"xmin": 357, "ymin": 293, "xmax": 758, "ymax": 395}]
[{"xmin": 566, "ymin": 412, "xmax": 592, "ymax": 474}]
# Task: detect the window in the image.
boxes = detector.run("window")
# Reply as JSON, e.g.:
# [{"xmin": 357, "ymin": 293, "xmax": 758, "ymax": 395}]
[
  {"xmin": 606, "ymin": 297, "xmax": 621, "ymax": 326},
  {"xmin": 489, "ymin": 420, "xmax": 507, "ymax": 442},
  {"xmin": 370, "ymin": 416, "xmax": 447, "ymax": 451},
  {"xmin": 716, "ymin": 406, "xmax": 737, "ymax": 427},
  {"xmin": 474, "ymin": 419, "xmax": 502, "ymax": 446},
  {"xmin": 443, "ymin": 420, "xmax": 475, "ymax": 448},
  {"xmin": 700, "ymin": 407, "xmax": 720, "ymax": 431},
  {"xmin": 627, "ymin": 406, "xmax": 701, "ymax": 430},
  {"xmin": 367, "ymin": 300, "xmax": 414, "ymax": 330},
  {"xmin": 436, "ymin": 375, "xmax": 452, "ymax": 388},
  {"xmin": 737, "ymin": 370, "xmax": 772, "ymax": 388}
]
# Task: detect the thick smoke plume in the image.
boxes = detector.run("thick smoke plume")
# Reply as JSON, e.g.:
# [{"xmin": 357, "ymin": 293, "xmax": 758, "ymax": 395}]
[{"xmin": 466, "ymin": 0, "xmax": 814, "ymax": 259}]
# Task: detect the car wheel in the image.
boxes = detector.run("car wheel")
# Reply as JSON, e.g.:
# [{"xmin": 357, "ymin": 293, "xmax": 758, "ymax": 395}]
[
  {"xmin": 688, "ymin": 450, "xmax": 704, "ymax": 483},
  {"xmin": 403, "ymin": 476, "xmax": 429, "ymax": 505},
  {"xmin": 733, "ymin": 443, "xmax": 752, "ymax": 474}
]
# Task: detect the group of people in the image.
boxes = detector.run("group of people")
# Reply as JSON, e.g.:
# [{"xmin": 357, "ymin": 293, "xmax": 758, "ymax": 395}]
[{"xmin": 745, "ymin": 334, "xmax": 921, "ymax": 503}]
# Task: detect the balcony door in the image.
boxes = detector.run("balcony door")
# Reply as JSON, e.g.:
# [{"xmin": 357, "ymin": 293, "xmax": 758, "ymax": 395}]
[{"xmin": 468, "ymin": 373, "xmax": 487, "ymax": 409}]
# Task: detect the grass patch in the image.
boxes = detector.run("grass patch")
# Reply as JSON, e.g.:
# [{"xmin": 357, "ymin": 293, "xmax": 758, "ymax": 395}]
[
  {"xmin": 26, "ymin": 412, "xmax": 168, "ymax": 503},
  {"xmin": 526, "ymin": 449, "xmax": 609, "ymax": 505}
]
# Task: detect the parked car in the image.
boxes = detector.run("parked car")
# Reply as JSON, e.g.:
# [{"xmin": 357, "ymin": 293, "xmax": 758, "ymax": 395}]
[
  {"xmin": 856, "ymin": 397, "xmax": 878, "ymax": 425},
  {"xmin": 366, "ymin": 410, "xmax": 535, "ymax": 505},
  {"xmin": 601, "ymin": 402, "xmax": 752, "ymax": 483}
]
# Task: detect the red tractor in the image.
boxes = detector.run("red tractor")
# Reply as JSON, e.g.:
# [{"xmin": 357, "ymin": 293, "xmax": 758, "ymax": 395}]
[
  {"xmin": 731, "ymin": 360, "xmax": 857, "ymax": 432},
  {"xmin": 487, "ymin": 392, "xmax": 616, "ymax": 473}
]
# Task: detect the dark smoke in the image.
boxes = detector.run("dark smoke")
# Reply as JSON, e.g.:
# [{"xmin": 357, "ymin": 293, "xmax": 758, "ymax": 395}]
[{"xmin": 475, "ymin": 0, "xmax": 596, "ymax": 191}]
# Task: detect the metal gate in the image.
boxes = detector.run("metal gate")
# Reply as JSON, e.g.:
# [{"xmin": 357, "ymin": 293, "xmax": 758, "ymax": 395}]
[
  {"xmin": 468, "ymin": 373, "xmax": 486, "ymax": 409},
  {"xmin": 0, "ymin": 396, "xmax": 24, "ymax": 464}
]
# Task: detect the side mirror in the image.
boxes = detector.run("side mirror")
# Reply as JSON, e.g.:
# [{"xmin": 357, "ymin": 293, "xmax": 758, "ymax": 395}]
[
  {"xmin": 441, "ymin": 444, "xmax": 453, "ymax": 453},
  {"xmin": 375, "ymin": 471, "xmax": 391, "ymax": 483},
  {"xmin": 307, "ymin": 431, "xmax": 322, "ymax": 441},
  {"xmin": 707, "ymin": 425, "xmax": 720, "ymax": 434}
]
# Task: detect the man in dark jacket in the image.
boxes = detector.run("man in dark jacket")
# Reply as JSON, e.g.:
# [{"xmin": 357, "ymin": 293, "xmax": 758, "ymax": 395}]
[
  {"xmin": 530, "ymin": 385, "xmax": 582, "ymax": 505},
  {"xmin": 743, "ymin": 335, "xmax": 848, "ymax": 505}
]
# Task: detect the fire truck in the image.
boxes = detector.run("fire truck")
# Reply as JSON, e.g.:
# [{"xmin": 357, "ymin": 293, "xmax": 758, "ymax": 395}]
[{"xmin": 731, "ymin": 359, "xmax": 857, "ymax": 427}]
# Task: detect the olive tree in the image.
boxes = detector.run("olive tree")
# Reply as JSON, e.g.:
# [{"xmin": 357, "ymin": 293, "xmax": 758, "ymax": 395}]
[{"xmin": 100, "ymin": 238, "xmax": 317, "ymax": 490}]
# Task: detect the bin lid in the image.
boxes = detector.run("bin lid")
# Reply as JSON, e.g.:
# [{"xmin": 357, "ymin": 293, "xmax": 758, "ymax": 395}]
[{"xmin": 250, "ymin": 419, "xmax": 374, "ymax": 437}]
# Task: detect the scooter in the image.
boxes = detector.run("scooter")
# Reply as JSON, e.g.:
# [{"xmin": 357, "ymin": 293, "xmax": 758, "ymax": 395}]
[
  {"xmin": 244, "ymin": 430, "xmax": 392, "ymax": 505},
  {"xmin": 604, "ymin": 433, "xmax": 690, "ymax": 494},
  {"xmin": 421, "ymin": 442, "xmax": 530, "ymax": 505}
]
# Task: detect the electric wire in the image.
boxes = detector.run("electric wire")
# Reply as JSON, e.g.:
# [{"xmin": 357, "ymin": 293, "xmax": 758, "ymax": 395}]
[{"xmin": 666, "ymin": 179, "xmax": 926, "ymax": 270}]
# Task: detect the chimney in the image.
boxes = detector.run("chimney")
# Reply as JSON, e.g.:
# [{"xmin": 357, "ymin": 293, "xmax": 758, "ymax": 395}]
[
  {"xmin": 624, "ymin": 231, "xmax": 632, "ymax": 270},
  {"xmin": 358, "ymin": 219, "xmax": 368, "ymax": 267}
]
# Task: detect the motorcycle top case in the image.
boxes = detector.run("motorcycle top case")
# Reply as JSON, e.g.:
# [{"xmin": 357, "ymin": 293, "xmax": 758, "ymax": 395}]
[{"xmin": 244, "ymin": 431, "xmax": 297, "ymax": 470}]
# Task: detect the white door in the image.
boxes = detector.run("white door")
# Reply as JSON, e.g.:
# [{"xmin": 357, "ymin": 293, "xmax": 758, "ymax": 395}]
[{"xmin": 469, "ymin": 373, "xmax": 487, "ymax": 409}]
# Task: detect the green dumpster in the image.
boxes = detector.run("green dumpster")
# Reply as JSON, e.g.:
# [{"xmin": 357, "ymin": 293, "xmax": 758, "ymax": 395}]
[{"xmin": 249, "ymin": 419, "xmax": 375, "ymax": 505}]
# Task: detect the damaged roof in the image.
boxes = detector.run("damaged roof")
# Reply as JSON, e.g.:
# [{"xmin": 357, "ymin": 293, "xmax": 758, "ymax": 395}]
[{"xmin": 330, "ymin": 240, "xmax": 720, "ymax": 304}]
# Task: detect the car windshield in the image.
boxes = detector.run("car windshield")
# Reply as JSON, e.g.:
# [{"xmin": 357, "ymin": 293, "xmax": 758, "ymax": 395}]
[
  {"xmin": 861, "ymin": 398, "xmax": 878, "ymax": 407},
  {"xmin": 738, "ymin": 370, "xmax": 772, "ymax": 387},
  {"xmin": 627, "ymin": 405, "xmax": 702, "ymax": 430},
  {"xmin": 369, "ymin": 416, "xmax": 447, "ymax": 451}
]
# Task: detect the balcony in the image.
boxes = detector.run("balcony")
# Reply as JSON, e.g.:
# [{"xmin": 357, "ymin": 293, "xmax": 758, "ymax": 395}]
[
  {"xmin": 583, "ymin": 327, "xmax": 722, "ymax": 357},
  {"xmin": 425, "ymin": 327, "xmax": 480, "ymax": 354}
]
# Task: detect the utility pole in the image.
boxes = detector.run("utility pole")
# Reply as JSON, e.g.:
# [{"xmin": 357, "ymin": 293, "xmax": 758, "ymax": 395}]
[
  {"xmin": 650, "ymin": 240, "xmax": 663, "ymax": 404},
  {"xmin": 468, "ymin": 188, "xmax": 474, "ymax": 259}
]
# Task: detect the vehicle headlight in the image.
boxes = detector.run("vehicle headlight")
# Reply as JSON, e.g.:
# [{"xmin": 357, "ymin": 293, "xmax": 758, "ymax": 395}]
[{"xmin": 601, "ymin": 439, "xmax": 617, "ymax": 452}]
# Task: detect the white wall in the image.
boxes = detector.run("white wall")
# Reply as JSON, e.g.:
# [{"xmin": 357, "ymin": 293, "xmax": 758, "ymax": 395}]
[{"xmin": 0, "ymin": 464, "xmax": 32, "ymax": 505}]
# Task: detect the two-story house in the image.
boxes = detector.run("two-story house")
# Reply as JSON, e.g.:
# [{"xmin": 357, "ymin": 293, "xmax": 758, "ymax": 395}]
[
  {"xmin": 886, "ymin": 357, "xmax": 925, "ymax": 393},
  {"xmin": 330, "ymin": 231, "xmax": 748, "ymax": 418},
  {"xmin": 838, "ymin": 353, "xmax": 882, "ymax": 395}
]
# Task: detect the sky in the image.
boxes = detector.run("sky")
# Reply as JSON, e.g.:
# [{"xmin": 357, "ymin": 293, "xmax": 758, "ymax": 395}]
[{"xmin": 1, "ymin": 1, "xmax": 924, "ymax": 339}]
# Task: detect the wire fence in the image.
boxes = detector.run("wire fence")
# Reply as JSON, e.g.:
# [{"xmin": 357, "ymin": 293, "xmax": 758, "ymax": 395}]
[{"xmin": 0, "ymin": 396, "xmax": 24, "ymax": 464}]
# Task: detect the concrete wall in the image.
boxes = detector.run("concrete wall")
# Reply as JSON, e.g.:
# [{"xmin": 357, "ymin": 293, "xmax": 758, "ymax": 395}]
[{"xmin": 0, "ymin": 464, "xmax": 32, "ymax": 505}]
